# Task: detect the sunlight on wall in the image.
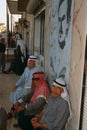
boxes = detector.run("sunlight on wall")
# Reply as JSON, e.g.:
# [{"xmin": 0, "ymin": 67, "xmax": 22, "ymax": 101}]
[{"xmin": 0, "ymin": 0, "xmax": 6, "ymax": 25}]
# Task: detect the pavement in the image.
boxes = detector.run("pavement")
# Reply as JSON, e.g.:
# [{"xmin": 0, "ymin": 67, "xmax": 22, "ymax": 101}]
[{"xmin": 0, "ymin": 70, "xmax": 21, "ymax": 130}]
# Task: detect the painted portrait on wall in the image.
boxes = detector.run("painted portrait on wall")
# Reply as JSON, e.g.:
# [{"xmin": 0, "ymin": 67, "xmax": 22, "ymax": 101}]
[
  {"xmin": 58, "ymin": 0, "xmax": 72, "ymax": 49},
  {"xmin": 49, "ymin": 0, "xmax": 74, "ymax": 83}
]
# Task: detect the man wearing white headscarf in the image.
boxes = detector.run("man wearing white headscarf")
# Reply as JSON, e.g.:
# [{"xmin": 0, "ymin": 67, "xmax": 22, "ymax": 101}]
[
  {"xmin": 7, "ymin": 55, "xmax": 44, "ymax": 119},
  {"xmin": 31, "ymin": 77, "xmax": 71, "ymax": 130},
  {"xmin": 10, "ymin": 55, "xmax": 44, "ymax": 104}
]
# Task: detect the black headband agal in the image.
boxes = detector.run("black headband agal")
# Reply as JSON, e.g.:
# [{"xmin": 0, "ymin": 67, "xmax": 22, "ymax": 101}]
[
  {"xmin": 29, "ymin": 57, "xmax": 37, "ymax": 60},
  {"xmin": 33, "ymin": 72, "xmax": 44, "ymax": 75},
  {"xmin": 54, "ymin": 80, "xmax": 66, "ymax": 87}
]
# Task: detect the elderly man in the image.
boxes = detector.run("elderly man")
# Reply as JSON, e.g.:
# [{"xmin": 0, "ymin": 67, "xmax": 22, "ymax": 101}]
[
  {"xmin": 13, "ymin": 71, "xmax": 50, "ymax": 130},
  {"xmin": 8, "ymin": 55, "xmax": 44, "ymax": 119},
  {"xmin": 10, "ymin": 55, "xmax": 44, "ymax": 104},
  {"xmin": 31, "ymin": 77, "xmax": 71, "ymax": 130}
]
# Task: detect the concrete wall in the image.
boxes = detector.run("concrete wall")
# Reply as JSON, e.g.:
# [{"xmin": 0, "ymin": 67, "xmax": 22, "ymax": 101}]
[
  {"xmin": 45, "ymin": 0, "xmax": 87, "ymax": 130},
  {"xmin": 69, "ymin": 0, "xmax": 87, "ymax": 130}
]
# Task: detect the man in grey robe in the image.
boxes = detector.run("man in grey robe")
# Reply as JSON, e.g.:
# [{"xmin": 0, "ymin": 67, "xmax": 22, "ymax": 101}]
[{"xmin": 31, "ymin": 77, "xmax": 71, "ymax": 130}]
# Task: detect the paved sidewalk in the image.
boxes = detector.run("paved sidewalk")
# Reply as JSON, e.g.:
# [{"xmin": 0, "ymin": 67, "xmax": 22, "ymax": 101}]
[{"xmin": 0, "ymin": 73, "xmax": 21, "ymax": 130}]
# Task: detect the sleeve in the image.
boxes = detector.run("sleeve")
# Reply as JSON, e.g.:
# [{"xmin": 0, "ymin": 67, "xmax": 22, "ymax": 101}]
[
  {"xmin": 16, "ymin": 68, "xmax": 27, "ymax": 87},
  {"xmin": 25, "ymin": 98, "xmax": 46, "ymax": 115},
  {"xmin": 22, "ymin": 87, "xmax": 36, "ymax": 103},
  {"xmin": 46, "ymin": 102, "xmax": 69, "ymax": 130},
  {"xmin": 18, "ymin": 87, "xmax": 36, "ymax": 103}
]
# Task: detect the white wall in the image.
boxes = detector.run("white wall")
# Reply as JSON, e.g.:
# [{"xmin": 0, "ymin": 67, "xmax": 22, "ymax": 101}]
[{"xmin": 69, "ymin": 0, "xmax": 87, "ymax": 130}]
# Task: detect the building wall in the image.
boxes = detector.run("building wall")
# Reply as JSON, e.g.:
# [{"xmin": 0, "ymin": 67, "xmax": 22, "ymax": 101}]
[
  {"xmin": 26, "ymin": 0, "xmax": 87, "ymax": 129},
  {"xmin": 46, "ymin": 0, "xmax": 74, "ymax": 128},
  {"xmin": 45, "ymin": 0, "xmax": 87, "ymax": 130},
  {"xmin": 69, "ymin": 0, "xmax": 87, "ymax": 130}
]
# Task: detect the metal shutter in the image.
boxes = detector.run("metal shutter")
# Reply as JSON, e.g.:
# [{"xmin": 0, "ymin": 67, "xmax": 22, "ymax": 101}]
[{"xmin": 81, "ymin": 71, "xmax": 87, "ymax": 130}]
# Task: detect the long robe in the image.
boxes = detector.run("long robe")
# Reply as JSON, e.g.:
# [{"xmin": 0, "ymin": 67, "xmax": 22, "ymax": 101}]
[{"xmin": 40, "ymin": 96, "xmax": 70, "ymax": 130}]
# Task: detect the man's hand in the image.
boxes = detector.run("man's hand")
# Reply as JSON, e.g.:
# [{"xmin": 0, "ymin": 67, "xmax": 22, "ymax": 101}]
[
  {"xmin": 31, "ymin": 117, "xmax": 38, "ymax": 124},
  {"xmin": 16, "ymin": 105, "xmax": 25, "ymax": 112},
  {"xmin": 31, "ymin": 117, "xmax": 47, "ymax": 129},
  {"xmin": 32, "ymin": 122, "xmax": 41, "ymax": 129},
  {"xmin": 31, "ymin": 117, "xmax": 40, "ymax": 129},
  {"xmin": 14, "ymin": 102, "xmax": 20, "ymax": 109}
]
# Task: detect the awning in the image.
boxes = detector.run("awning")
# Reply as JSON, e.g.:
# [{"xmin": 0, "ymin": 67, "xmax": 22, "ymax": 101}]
[
  {"xmin": 17, "ymin": 0, "xmax": 29, "ymax": 11},
  {"xmin": 7, "ymin": 0, "xmax": 22, "ymax": 14},
  {"xmin": 26, "ymin": 0, "xmax": 46, "ymax": 14}
]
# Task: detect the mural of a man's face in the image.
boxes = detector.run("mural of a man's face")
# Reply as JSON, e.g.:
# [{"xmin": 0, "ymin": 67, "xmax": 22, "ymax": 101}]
[{"xmin": 58, "ymin": 0, "xmax": 69, "ymax": 49}]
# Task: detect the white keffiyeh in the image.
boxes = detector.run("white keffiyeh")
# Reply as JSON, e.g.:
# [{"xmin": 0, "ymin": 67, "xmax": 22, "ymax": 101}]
[{"xmin": 52, "ymin": 77, "xmax": 72, "ymax": 129}]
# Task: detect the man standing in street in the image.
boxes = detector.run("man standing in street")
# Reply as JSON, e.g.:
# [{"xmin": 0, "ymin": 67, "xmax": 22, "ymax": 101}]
[{"xmin": 0, "ymin": 38, "xmax": 6, "ymax": 73}]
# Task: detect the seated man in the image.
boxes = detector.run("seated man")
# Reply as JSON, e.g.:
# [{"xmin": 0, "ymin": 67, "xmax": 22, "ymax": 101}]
[
  {"xmin": 10, "ymin": 55, "xmax": 44, "ymax": 104},
  {"xmin": 7, "ymin": 55, "xmax": 44, "ymax": 119},
  {"xmin": 31, "ymin": 77, "xmax": 71, "ymax": 130},
  {"xmin": 13, "ymin": 71, "xmax": 50, "ymax": 130},
  {"xmin": 0, "ymin": 105, "xmax": 7, "ymax": 130}
]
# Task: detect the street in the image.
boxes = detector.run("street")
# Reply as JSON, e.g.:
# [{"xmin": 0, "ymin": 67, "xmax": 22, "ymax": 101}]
[{"xmin": 0, "ymin": 72, "xmax": 21, "ymax": 130}]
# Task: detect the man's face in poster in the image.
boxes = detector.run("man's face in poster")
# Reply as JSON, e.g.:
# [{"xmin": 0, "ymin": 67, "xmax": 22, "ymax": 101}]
[{"xmin": 58, "ymin": 0, "xmax": 69, "ymax": 49}]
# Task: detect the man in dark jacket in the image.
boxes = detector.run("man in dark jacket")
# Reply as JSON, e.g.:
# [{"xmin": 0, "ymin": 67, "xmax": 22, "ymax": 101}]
[
  {"xmin": 0, "ymin": 106, "xmax": 7, "ymax": 130},
  {"xmin": 0, "ymin": 38, "xmax": 6, "ymax": 73}
]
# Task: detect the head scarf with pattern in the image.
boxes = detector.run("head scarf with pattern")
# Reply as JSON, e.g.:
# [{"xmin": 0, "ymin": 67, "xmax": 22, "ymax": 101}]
[{"xmin": 30, "ymin": 72, "xmax": 50, "ymax": 103}]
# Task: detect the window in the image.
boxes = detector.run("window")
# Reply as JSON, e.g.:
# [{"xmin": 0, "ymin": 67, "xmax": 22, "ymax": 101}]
[{"xmin": 34, "ymin": 11, "xmax": 45, "ymax": 56}]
